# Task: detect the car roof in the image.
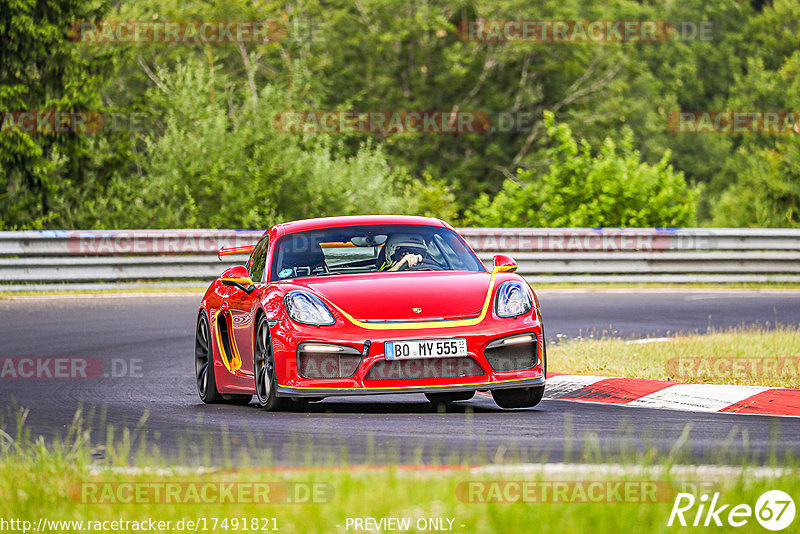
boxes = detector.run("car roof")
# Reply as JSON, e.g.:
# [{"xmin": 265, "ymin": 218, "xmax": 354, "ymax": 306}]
[{"xmin": 269, "ymin": 215, "xmax": 449, "ymax": 238}]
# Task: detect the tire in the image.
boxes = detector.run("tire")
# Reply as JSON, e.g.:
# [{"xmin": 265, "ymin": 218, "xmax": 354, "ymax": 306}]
[
  {"xmin": 425, "ymin": 391, "xmax": 475, "ymax": 405},
  {"xmin": 254, "ymin": 314, "xmax": 291, "ymax": 411},
  {"xmin": 492, "ymin": 385, "xmax": 545, "ymax": 409},
  {"xmin": 195, "ymin": 310, "xmax": 223, "ymax": 404}
]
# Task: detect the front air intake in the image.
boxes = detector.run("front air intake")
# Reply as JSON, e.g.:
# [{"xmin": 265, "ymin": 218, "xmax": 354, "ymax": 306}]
[
  {"xmin": 484, "ymin": 334, "xmax": 538, "ymax": 372},
  {"xmin": 297, "ymin": 343, "xmax": 362, "ymax": 379}
]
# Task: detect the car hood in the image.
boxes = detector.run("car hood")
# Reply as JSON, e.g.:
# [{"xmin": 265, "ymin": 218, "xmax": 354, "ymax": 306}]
[{"xmin": 294, "ymin": 271, "xmax": 493, "ymax": 322}]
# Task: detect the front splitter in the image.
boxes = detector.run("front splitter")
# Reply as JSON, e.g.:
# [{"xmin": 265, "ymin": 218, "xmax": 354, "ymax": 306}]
[{"xmin": 276, "ymin": 375, "xmax": 545, "ymax": 397}]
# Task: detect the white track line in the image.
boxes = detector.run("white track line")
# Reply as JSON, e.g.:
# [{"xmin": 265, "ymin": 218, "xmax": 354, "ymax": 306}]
[
  {"xmin": 544, "ymin": 375, "xmax": 608, "ymax": 398},
  {"xmin": 625, "ymin": 384, "xmax": 770, "ymax": 412}
]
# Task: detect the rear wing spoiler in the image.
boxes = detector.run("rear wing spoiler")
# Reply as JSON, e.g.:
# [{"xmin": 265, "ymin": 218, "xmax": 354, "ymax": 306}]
[{"xmin": 217, "ymin": 244, "xmax": 256, "ymax": 260}]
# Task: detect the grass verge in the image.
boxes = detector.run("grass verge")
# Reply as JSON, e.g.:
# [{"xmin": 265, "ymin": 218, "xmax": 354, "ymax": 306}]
[
  {"xmin": 1, "ymin": 410, "xmax": 798, "ymax": 534},
  {"xmin": 533, "ymin": 282, "xmax": 800, "ymax": 290},
  {"xmin": 550, "ymin": 325, "xmax": 800, "ymax": 388}
]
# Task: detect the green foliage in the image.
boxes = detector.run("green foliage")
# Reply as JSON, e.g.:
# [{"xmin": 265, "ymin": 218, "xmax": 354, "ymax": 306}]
[
  {"xmin": 712, "ymin": 137, "xmax": 800, "ymax": 227},
  {"xmin": 399, "ymin": 172, "xmax": 460, "ymax": 222},
  {"xmin": 465, "ymin": 112, "xmax": 697, "ymax": 227},
  {"xmin": 0, "ymin": 0, "xmax": 110, "ymax": 229},
  {"xmin": 710, "ymin": 30, "xmax": 800, "ymax": 227},
  {"xmin": 306, "ymin": 0, "xmax": 654, "ymax": 204},
  {"xmin": 80, "ymin": 60, "xmax": 425, "ymax": 228},
  {"xmin": 3, "ymin": 0, "xmax": 800, "ymax": 229}
]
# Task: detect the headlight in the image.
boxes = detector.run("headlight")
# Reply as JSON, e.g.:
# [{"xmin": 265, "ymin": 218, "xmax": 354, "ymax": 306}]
[
  {"xmin": 284, "ymin": 291, "xmax": 336, "ymax": 326},
  {"xmin": 495, "ymin": 281, "xmax": 532, "ymax": 318}
]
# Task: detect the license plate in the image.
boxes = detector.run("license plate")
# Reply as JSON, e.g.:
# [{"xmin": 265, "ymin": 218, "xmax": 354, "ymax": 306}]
[{"xmin": 384, "ymin": 338, "xmax": 468, "ymax": 360}]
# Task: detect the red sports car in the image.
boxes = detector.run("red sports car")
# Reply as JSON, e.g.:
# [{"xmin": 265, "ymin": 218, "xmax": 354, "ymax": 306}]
[{"xmin": 195, "ymin": 215, "xmax": 546, "ymax": 410}]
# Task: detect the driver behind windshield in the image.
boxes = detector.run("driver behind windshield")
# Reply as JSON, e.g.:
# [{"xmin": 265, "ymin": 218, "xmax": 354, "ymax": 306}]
[{"xmin": 379, "ymin": 234, "xmax": 427, "ymax": 271}]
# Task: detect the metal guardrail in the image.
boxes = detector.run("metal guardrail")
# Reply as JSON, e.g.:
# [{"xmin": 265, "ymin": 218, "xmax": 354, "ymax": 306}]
[{"xmin": 1, "ymin": 228, "xmax": 799, "ymax": 288}]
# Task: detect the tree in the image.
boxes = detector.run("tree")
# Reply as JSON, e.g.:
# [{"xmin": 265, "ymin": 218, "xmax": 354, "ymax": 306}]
[
  {"xmin": 711, "ymin": 136, "xmax": 800, "ymax": 227},
  {"xmin": 4, "ymin": 0, "xmax": 797, "ymax": 229},
  {"xmin": 82, "ymin": 60, "xmax": 448, "ymax": 228},
  {"xmin": 465, "ymin": 111, "xmax": 697, "ymax": 227},
  {"xmin": 0, "ymin": 0, "xmax": 112, "ymax": 229}
]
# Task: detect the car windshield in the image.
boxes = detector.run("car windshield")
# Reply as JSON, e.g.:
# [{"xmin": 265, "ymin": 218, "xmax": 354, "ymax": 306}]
[{"xmin": 270, "ymin": 224, "xmax": 485, "ymax": 280}]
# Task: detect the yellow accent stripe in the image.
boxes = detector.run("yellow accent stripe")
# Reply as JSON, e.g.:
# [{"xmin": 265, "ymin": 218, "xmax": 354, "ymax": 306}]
[
  {"xmin": 278, "ymin": 375, "xmax": 542, "ymax": 391},
  {"xmin": 326, "ymin": 273, "xmax": 498, "ymax": 330},
  {"xmin": 213, "ymin": 310, "xmax": 242, "ymax": 372}
]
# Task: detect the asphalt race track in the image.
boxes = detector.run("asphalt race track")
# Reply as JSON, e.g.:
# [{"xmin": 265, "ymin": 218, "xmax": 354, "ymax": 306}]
[{"xmin": 1, "ymin": 290, "xmax": 799, "ymax": 466}]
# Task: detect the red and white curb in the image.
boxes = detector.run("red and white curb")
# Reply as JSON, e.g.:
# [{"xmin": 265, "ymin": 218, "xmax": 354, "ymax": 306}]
[{"xmin": 543, "ymin": 374, "xmax": 800, "ymax": 417}]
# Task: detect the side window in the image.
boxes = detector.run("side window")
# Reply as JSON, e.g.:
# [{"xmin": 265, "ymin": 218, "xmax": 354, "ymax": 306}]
[
  {"xmin": 432, "ymin": 233, "xmax": 466, "ymax": 270},
  {"xmin": 247, "ymin": 237, "xmax": 269, "ymax": 283}
]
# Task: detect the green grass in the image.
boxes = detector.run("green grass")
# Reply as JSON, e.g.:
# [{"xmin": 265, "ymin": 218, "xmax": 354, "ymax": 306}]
[
  {"xmin": 1, "ymin": 408, "xmax": 798, "ymax": 533},
  {"xmin": 3, "ymin": 461, "xmax": 798, "ymax": 533},
  {"xmin": 532, "ymin": 282, "xmax": 800, "ymax": 290},
  {"xmin": 1, "ymin": 419, "xmax": 797, "ymax": 533},
  {"xmin": 550, "ymin": 325, "xmax": 800, "ymax": 388}
]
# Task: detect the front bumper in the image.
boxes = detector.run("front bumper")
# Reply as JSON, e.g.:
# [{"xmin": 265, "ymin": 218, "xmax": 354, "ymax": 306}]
[{"xmin": 270, "ymin": 311, "xmax": 545, "ymax": 398}]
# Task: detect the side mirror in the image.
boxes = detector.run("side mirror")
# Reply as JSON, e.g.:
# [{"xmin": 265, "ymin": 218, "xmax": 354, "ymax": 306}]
[
  {"xmin": 220, "ymin": 265, "xmax": 256, "ymax": 294},
  {"xmin": 492, "ymin": 254, "xmax": 518, "ymax": 274},
  {"xmin": 220, "ymin": 278, "xmax": 256, "ymax": 294}
]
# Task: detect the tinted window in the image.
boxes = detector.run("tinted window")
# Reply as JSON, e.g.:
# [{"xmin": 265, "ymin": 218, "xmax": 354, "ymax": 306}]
[
  {"xmin": 270, "ymin": 224, "xmax": 484, "ymax": 280},
  {"xmin": 247, "ymin": 236, "xmax": 269, "ymax": 282}
]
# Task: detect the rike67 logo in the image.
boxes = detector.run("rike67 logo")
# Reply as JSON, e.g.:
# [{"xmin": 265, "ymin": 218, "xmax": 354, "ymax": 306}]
[{"xmin": 668, "ymin": 490, "xmax": 795, "ymax": 531}]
